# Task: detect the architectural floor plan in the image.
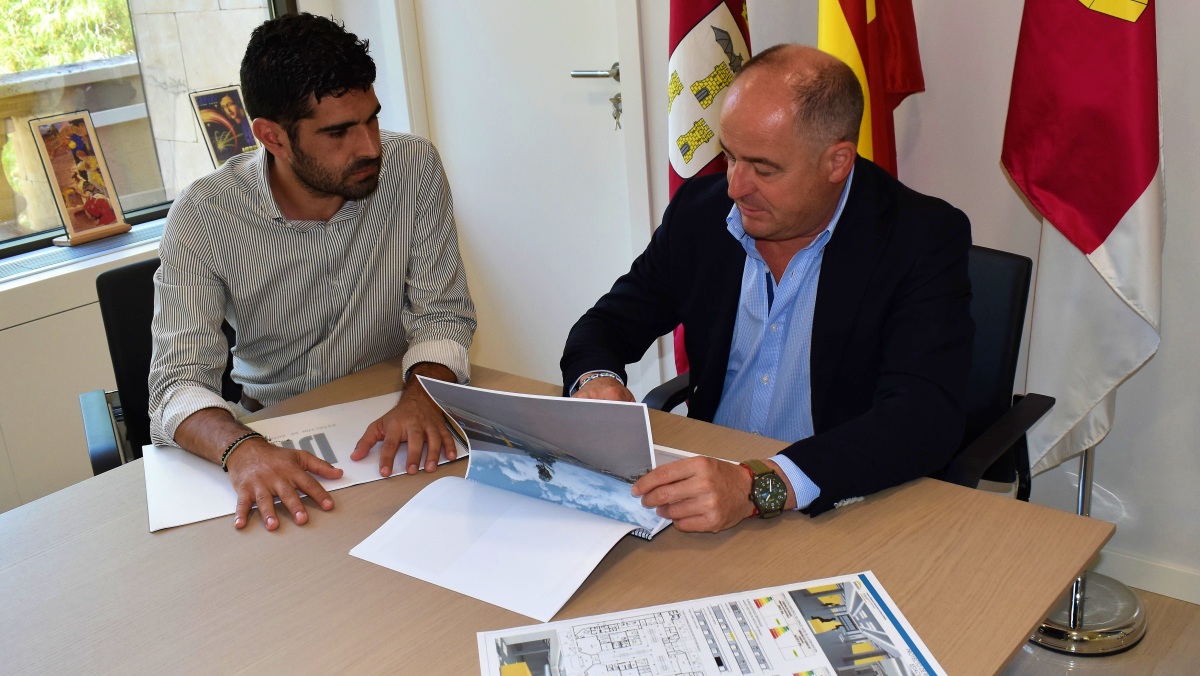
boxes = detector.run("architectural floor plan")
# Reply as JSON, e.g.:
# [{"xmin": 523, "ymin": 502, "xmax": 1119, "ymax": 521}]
[{"xmin": 479, "ymin": 572, "xmax": 945, "ymax": 676}]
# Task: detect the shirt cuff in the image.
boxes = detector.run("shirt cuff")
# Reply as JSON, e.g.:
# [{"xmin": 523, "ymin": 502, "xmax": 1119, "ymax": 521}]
[
  {"xmin": 568, "ymin": 370, "xmax": 625, "ymax": 396},
  {"xmin": 770, "ymin": 454, "xmax": 820, "ymax": 511},
  {"xmin": 157, "ymin": 384, "xmax": 240, "ymax": 445},
  {"xmin": 402, "ymin": 338, "xmax": 471, "ymax": 384}
]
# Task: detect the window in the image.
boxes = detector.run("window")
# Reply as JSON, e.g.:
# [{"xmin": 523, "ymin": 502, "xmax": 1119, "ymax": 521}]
[{"xmin": 0, "ymin": 0, "xmax": 276, "ymax": 257}]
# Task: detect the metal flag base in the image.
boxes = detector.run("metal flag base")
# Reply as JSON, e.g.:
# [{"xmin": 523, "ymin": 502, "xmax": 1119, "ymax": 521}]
[
  {"xmin": 1028, "ymin": 447, "xmax": 1148, "ymax": 655},
  {"xmin": 1031, "ymin": 571, "xmax": 1147, "ymax": 654}
]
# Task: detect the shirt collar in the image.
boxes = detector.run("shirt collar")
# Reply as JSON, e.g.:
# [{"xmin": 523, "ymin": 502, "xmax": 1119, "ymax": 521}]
[
  {"xmin": 726, "ymin": 165, "xmax": 856, "ymax": 259},
  {"xmin": 252, "ymin": 148, "xmax": 362, "ymax": 229},
  {"xmin": 252, "ymin": 148, "xmax": 288, "ymax": 224}
]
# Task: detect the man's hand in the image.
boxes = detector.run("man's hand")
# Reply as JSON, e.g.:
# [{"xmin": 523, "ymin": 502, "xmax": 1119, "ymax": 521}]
[
  {"xmin": 351, "ymin": 362, "xmax": 458, "ymax": 476},
  {"xmin": 572, "ymin": 372, "xmax": 635, "ymax": 402},
  {"xmin": 225, "ymin": 438, "xmax": 344, "ymax": 530},
  {"xmin": 174, "ymin": 407, "xmax": 344, "ymax": 531},
  {"xmin": 632, "ymin": 456, "xmax": 756, "ymax": 533}
]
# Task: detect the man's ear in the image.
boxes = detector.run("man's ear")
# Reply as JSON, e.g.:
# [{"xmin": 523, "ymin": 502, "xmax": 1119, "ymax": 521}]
[
  {"xmin": 825, "ymin": 141, "xmax": 857, "ymax": 183},
  {"xmin": 253, "ymin": 118, "xmax": 289, "ymax": 160}
]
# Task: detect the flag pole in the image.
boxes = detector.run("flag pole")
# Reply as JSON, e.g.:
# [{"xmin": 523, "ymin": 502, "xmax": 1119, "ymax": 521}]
[{"xmin": 1030, "ymin": 446, "xmax": 1147, "ymax": 654}]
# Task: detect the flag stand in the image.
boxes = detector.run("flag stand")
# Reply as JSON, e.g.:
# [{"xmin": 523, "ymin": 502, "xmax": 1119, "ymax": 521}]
[{"xmin": 1030, "ymin": 446, "xmax": 1147, "ymax": 655}]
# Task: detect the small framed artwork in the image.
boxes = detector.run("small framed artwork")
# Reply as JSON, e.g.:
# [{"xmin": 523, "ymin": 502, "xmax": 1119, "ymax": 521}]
[
  {"xmin": 29, "ymin": 111, "xmax": 130, "ymax": 246},
  {"xmin": 190, "ymin": 85, "xmax": 259, "ymax": 167}
]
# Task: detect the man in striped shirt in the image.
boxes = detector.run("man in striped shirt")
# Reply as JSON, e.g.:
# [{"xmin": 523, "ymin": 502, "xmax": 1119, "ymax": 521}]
[{"xmin": 148, "ymin": 14, "xmax": 476, "ymax": 532}]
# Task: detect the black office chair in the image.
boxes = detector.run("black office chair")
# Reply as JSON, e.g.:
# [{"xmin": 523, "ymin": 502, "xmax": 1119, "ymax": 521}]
[
  {"xmin": 643, "ymin": 244, "xmax": 1054, "ymax": 499},
  {"xmin": 80, "ymin": 258, "xmax": 240, "ymax": 474}
]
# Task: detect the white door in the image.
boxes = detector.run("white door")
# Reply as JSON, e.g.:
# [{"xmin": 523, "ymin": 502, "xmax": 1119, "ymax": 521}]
[{"xmin": 408, "ymin": 1, "xmax": 659, "ymax": 393}]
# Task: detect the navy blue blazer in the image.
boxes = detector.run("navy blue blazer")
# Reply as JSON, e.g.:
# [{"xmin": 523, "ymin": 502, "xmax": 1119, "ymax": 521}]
[{"xmin": 562, "ymin": 156, "xmax": 973, "ymax": 515}]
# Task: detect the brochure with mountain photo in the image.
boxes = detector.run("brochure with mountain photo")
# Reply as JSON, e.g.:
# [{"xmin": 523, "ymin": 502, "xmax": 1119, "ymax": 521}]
[{"xmin": 350, "ymin": 377, "xmax": 684, "ymax": 621}]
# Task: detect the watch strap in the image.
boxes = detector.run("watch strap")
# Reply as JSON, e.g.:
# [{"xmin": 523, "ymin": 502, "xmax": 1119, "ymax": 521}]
[
  {"xmin": 742, "ymin": 458, "xmax": 773, "ymax": 477},
  {"xmin": 741, "ymin": 462, "xmax": 760, "ymax": 517}
]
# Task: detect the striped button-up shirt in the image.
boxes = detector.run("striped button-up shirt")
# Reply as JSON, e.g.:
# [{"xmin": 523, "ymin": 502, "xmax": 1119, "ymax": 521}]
[{"xmin": 149, "ymin": 131, "xmax": 476, "ymax": 445}]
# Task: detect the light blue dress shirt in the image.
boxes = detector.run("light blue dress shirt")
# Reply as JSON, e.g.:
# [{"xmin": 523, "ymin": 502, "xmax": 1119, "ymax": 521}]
[{"xmin": 713, "ymin": 169, "xmax": 854, "ymax": 510}]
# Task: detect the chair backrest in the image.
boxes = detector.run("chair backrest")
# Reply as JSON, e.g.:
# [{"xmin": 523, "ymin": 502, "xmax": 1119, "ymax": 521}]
[
  {"xmin": 959, "ymin": 245, "xmax": 1033, "ymax": 482},
  {"xmin": 95, "ymin": 258, "xmax": 239, "ymax": 456}
]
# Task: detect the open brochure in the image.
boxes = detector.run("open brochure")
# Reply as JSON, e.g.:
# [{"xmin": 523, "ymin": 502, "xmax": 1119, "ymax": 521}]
[
  {"xmin": 351, "ymin": 378, "xmax": 683, "ymax": 621},
  {"xmin": 478, "ymin": 571, "xmax": 947, "ymax": 676},
  {"xmin": 422, "ymin": 376, "xmax": 671, "ymax": 538}
]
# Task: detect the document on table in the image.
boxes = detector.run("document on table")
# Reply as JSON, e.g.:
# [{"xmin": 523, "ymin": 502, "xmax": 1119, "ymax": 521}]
[
  {"xmin": 478, "ymin": 571, "xmax": 947, "ymax": 676},
  {"xmin": 142, "ymin": 392, "xmax": 463, "ymax": 532},
  {"xmin": 350, "ymin": 444, "xmax": 692, "ymax": 623},
  {"xmin": 350, "ymin": 378, "xmax": 696, "ymax": 621}
]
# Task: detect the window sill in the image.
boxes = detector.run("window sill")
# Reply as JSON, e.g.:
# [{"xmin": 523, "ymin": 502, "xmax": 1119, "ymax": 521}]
[
  {"xmin": 0, "ymin": 219, "xmax": 163, "ymax": 287},
  {"xmin": 0, "ymin": 219, "xmax": 162, "ymax": 331}
]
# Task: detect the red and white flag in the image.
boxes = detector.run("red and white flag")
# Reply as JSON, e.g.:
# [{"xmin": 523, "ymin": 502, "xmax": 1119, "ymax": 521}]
[
  {"xmin": 1002, "ymin": 0, "xmax": 1164, "ymax": 473},
  {"xmin": 817, "ymin": 0, "xmax": 924, "ymax": 176},
  {"xmin": 669, "ymin": 0, "xmax": 750, "ymax": 373}
]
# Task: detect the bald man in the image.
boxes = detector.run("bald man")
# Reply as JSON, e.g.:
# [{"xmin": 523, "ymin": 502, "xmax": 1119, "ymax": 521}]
[{"xmin": 561, "ymin": 44, "xmax": 973, "ymax": 532}]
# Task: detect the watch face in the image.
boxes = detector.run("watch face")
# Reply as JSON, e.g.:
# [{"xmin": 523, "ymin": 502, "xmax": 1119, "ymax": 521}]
[{"xmin": 752, "ymin": 473, "xmax": 787, "ymax": 512}]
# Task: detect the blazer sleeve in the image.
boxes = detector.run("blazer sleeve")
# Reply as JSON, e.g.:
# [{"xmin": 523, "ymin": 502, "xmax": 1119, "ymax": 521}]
[
  {"xmin": 559, "ymin": 184, "xmax": 700, "ymax": 394},
  {"xmin": 783, "ymin": 204, "xmax": 974, "ymax": 515}
]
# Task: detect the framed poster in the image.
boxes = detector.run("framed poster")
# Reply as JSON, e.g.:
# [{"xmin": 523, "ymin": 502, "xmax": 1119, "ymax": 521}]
[
  {"xmin": 190, "ymin": 85, "xmax": 259, "ymax": 166},
  {"xmin": 29, "ymin": 111, "xmax": 128, "ymax": 244}
]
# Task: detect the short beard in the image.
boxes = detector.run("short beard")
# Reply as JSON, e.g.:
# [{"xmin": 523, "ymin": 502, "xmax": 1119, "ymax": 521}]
[{"xmin": 290, "ymin": 139, "xmax": 381, "ymax": 201}]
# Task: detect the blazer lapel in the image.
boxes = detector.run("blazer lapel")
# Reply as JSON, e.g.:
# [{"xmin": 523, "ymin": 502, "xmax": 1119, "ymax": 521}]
[
  {"xmin": 809, "ymin": 157, "xmax": 891, "ymax": 429},
  {"xmin": 691, "ymin": 227, "xmax": 747, "ymax": 420}
]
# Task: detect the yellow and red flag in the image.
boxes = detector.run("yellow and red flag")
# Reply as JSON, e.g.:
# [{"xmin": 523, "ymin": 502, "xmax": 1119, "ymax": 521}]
[
  {"xmin": 817, "ymin": 0, "xmax": 924, "ymax": 176},
  {"xmin": 669, "ymin": 0, "xmax": 750, "ymax": 373},
  {"xmin": 1002, "ymin": 0, "xmax": 1163, "ymax": 472}
]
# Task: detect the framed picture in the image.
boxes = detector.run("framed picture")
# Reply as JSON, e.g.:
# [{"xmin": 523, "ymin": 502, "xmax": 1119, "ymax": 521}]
[
  {"xmin": 190, "ymin": 85, "xmax": 259, "ymax": 167},
  {"xmin": 29, "ymin": 111, "xmax": 128, "ymax": 244}
]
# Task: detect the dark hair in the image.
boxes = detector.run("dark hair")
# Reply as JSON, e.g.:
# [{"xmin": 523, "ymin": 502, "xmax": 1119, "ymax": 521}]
[
  {"xmin": 240, "ymin": 13, "xmax": 376, "ymax": 138},
  {"xmin": 740, "ymin": 44, "xmax": 864, "ymax": 148}
]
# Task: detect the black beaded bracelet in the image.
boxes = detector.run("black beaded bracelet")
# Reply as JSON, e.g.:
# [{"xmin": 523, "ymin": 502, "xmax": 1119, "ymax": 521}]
[{"xmin": 220, "ymin": 432, "xmax": 264, "ymax": 472}]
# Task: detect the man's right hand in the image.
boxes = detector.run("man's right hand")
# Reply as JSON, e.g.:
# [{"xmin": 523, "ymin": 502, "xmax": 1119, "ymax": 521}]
[
  {"xmin": 174, "ymin": 407, "xmax": 344, "ymax": 531},
  {"xmin": 224, "ymin": 438, "xmax": 344, "ymax": 530},
  {"xmin": 572, "ymin": 372, "xmax": 636, "ymax": 402}
]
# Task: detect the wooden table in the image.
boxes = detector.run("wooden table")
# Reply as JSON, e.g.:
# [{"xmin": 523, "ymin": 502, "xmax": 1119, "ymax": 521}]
[{"xmin": 0, "ymin": 361, "xmax": 1113, "ymax": 674}]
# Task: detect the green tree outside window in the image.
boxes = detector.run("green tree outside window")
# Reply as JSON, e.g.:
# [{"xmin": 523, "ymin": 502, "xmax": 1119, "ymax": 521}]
[{"xmin": 1, "ymin": 0, "xmax": 135, "ymax": 74}]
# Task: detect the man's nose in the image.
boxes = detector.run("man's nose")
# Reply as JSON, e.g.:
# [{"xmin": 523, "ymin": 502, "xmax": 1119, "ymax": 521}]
[
  {"xmin": 354, "ymin": 125, "xmax": 382, "ymax": 158},
  {"xmin": 727, "ymin": 163, "xmax": 752, "ymax": 200}
]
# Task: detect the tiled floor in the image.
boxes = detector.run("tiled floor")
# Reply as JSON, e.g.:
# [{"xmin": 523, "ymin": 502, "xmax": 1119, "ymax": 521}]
[{"xmin": 998, "ymin": 588, "xmax": 1199, "ymax": 675}]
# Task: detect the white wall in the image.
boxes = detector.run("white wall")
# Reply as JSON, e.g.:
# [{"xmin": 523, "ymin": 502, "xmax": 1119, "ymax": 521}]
[
  {"xmin": 298, "ymin": 0, "xmax": 415, "ymax": 134},
  {"xmin": 637, "ymin": 1, "xmax": 1199, "ymax": 603}
]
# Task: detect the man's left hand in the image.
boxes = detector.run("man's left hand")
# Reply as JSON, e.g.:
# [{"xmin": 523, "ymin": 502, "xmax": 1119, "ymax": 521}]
[
  {"xmin": 351, "ymin": 363, "xmax": 458, "ymax": 476},
  {"xmin": 632, "ymin": 456, "xmax": 757, "ymax": 533}
]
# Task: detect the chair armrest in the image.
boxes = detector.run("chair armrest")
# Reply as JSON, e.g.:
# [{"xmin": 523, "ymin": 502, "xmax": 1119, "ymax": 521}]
[
  {"xmin": 642, "ymin": 372, "xmax": 692, "ymax": 412},
  {"xmin": 939, "ymin": 393, "xmax": 1055, "ymax": 489},
  {"xmin": 80, "ymin": 390, "xmax": 122, "ymax": 476}
]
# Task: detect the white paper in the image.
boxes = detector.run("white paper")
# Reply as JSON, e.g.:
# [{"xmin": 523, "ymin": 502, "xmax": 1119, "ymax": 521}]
[
  {"xmin": 477, "ymin": 571, "xmax": 947, "ymax": 676},
  {"xmin": 143, "ymin": 392, "xmax": 463, "ymax": 532},
  {"xmin": 350, "ymin": 475, "xmax": 639, "ymax": 622},
  {"xmin": 654, "ymin": 444, "xmax": 699, "ymax": 465},
  {"xmin": 349, "ymin": 382, "xmax": 682, "ymax": 620}
]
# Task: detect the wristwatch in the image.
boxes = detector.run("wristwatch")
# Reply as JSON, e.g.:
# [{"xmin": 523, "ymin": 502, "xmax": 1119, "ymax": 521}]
[{"xmin": 741, "ymin": 459, "xmax": 788, "ymax": 519}]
